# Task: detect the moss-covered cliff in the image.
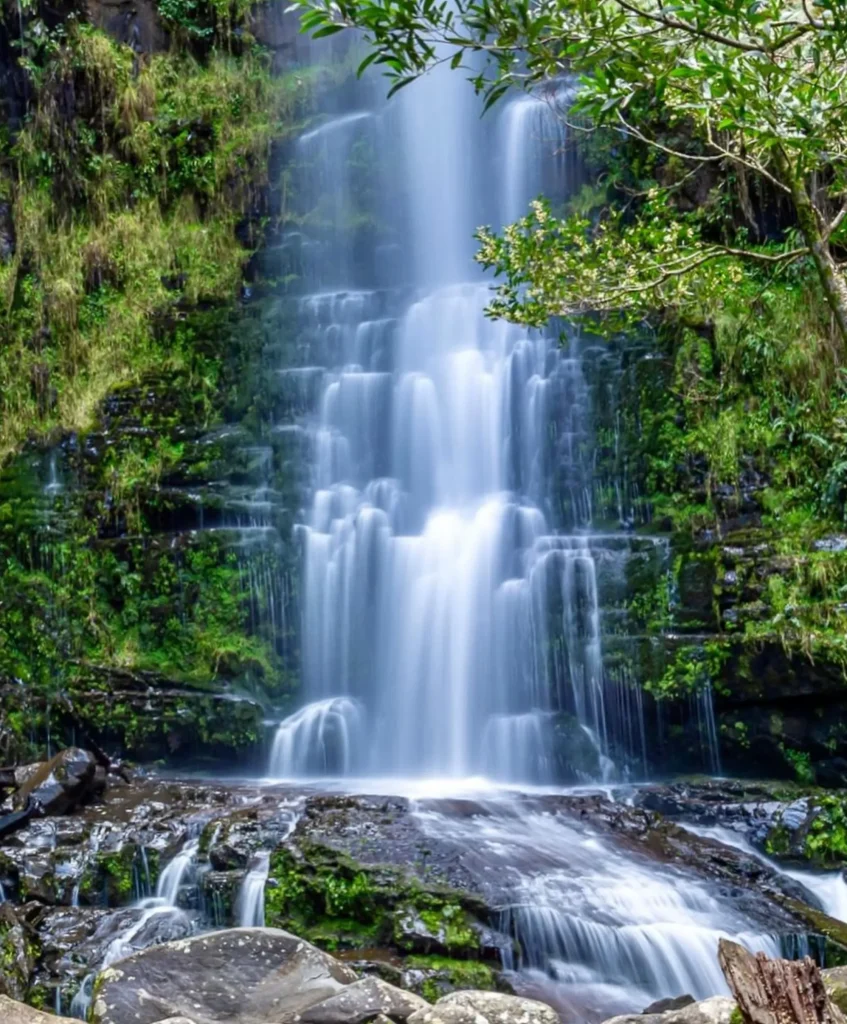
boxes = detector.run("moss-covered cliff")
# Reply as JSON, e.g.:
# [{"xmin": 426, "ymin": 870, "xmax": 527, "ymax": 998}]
[
  {"xmin": 0, "ymin": 0, "xmax": 318, "ymax": 764},
  {"xmin": 576, "ymin": 129, "xmax": 847, "ymax": 786}
]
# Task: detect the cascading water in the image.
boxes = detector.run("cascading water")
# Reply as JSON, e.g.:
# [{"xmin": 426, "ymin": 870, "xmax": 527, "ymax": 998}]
[
  {"xmin": 411, "ymin": 799, "xmax": 792, "ymax": 1020},
  {"xmin": 268, "ymin": 69, "xmax": 646, "ymax": 783},
  {"xmin": 263, "ymin": 43, "xmax": 791, "ymax": 1022},
  {"xmin": 237, "ymin": 851, "xmax": 271, "ymax": 927},
  {"xmin": 70, "ymin": 839, "xmax": 197, "ymax": 1020}
]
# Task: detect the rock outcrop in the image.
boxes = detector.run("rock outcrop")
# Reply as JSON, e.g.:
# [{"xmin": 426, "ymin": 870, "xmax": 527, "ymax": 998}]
[{"xmin": 90, "ymin": 927, "xmax": 358, "ymax": 1024}]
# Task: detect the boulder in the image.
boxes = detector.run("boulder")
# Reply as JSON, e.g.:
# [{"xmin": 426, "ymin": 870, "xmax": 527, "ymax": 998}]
[
  {"xmin": 15, "ymin": 748, "xmax": 98, "ymax": 816},
  {"xmin": 407, "ymin": 991, "xmax": 559, "ymax": 1024},
  {"xmin": 91, "ymin": 927, "xmax": 358, "ymax": 1024},
  {"xmin": 642, "ymin": 997, "xmax": 697, "ymax": 1014},
  {"xmin": 0, "ymin": 995, "xmax": 76, "ymax": 1023},
  {"xmin": 290, "ymin": 977, "xmax": 430, "ymax": 1024},
  {"xmin": 822, "ymin": 965, "xmax": 847, "ymax": 1014},
  {"xmin": 603, "ymin": 996, "xmax": 736, "ymax": 1024}
]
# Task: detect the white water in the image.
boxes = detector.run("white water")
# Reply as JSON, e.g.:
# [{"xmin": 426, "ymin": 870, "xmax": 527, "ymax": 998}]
[
  {"xmin": 260, "ymin": 42, "xmax": 802, "ymax": 1023},
  {"xmin": 684, "ymin": 823, "xmax": 847, "ymax": 924},
  {"xmin": 269, "ymin": 71, "xmax": 651, "ymax": 783},
  {"xmin": 237, "ymin": 851, "xmax": 271, "ymax": 927},
  {"xmin": 70, "ymin": 838, "xmax": 198, "ymax": 1019},
  {"xmin": 414, "ymin": 799, "xmax": 789, "ymax": 1020}
]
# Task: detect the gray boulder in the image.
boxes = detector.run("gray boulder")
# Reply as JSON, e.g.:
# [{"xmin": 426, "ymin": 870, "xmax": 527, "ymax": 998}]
[
  {"xmin": 603, "ymin": 996, "xmax": 736, "ymax": 1024},
  {"xmin": 407, "ymin": 991, "xmax": 559, "ymax": 1024},
  {"xmin": 0, "ymin": 995, "xmax": 76, "ymax": 1023},
  {"xmin": 291, "ymin": 977, "xmax": 430, "ymax": 1024},
  {"xmin": 91, "ymin": 926, "xmax": 358, "ymax": 1024},
  {"xmin": 16, "ymin": 748, "xmax": 98, "ymax": 815}
]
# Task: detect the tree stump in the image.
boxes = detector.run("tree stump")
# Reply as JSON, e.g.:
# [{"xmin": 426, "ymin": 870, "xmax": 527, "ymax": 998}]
[{"xmin": 718, "ymin": 939, "xmax": 846, "ymax": 1024}]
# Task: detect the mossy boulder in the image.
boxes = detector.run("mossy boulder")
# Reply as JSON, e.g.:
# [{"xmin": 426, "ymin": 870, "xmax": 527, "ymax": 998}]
[
  {"xmin": 264, "ymin": 796, "xmax": 497, "ymax": 961},
  {"xmin": 0, "ymin": 904, "xmax": 37, "ymax": 1002}
]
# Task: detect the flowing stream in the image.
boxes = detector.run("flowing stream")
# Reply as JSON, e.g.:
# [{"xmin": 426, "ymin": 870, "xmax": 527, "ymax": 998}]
[{"xmin": 257, "ymin": 45, "xmax": 805, "ymax": 1023}]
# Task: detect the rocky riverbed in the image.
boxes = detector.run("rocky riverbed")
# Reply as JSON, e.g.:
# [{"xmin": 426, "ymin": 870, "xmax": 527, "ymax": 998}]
[{"xmin": 1, "ymin": 760, "xmax": 847, "ymax": 1019}]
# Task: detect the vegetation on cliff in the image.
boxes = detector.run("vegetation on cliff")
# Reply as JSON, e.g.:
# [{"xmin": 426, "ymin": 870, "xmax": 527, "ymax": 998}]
[{"xmin": 0, "ymin": 0, "xmax": 315, "ymax": 763}]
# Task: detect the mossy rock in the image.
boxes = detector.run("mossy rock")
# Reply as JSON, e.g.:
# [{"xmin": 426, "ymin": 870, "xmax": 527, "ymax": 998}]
[
  {"xmin": 264, "ymin": 840, "xmax": 490, "ymax": 959},
  {"xmin": 77, "ymin": 845, "xmax": 157, "ymax": 907},
  {"xmin": 404, "ymin": 956, "xmax": 500, "ymax": 1003}
]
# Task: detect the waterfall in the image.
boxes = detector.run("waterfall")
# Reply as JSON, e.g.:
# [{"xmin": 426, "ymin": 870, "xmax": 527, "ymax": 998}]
[
  {"xmin": 267, "ymin": 61, "xmax": 651, "ymax": 783},
  {"xmin": 70, "ymin": 838, "xmax": 198, "ymax": 1020},
  {"xmin": 414, "ymin": 799, "xmax": 792, "ymax": 1021},
  {"xmin": 237, "ymin": 852, "xmax": 271, "ymax": 927}
]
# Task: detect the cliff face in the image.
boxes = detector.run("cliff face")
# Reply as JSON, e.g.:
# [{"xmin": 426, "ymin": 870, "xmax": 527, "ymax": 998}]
[
  {"xmin": 587, "ymin": 325, "xmax": 847, "ymax": 787},
  {"xmin": 0, "ymin": 0, "xmax": 311, "ymax": 765}
]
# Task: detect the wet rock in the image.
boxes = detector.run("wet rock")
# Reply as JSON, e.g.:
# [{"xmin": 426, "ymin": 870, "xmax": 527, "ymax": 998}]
[
  {"xmin": 91, "ymin": 927, "xmax": 358, "ymax": 1024},
  {"xmin": 0, "ymin": 995, "xmax": 76, "ymax": 1023},
  {"xmin": 0, "ymin": 902, "xmax": 37, "ymax": 1001},
  {"xmin": 16, "ymin": 748, "xmax": 99, "ymax": 816},
  {"xmin": 393, "ymin": 904, "xmax": 481, "ymax": 957},
  {"xmin": 604, "ymin": 996, "xmax": 736, "ymax": 1024},
  {"xmin": 201, "ymin": 869, "xmax": 244, "ymax": 927},
  {"xmin": 289, "ymin": 976, "xmax": 430, "ymax": 1024},
  {"xmin": 406, "ymin": 991, "xmax": 559, "ymax": 1024},
  {"xmin": 642, "ymin": 997, "xmax": 696, "ymax": 1014}
]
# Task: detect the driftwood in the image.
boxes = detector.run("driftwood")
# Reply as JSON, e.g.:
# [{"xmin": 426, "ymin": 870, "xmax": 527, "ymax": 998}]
[{"xmin": 718, "ymin": 939, "xmax": 846, "ymax": 1024}]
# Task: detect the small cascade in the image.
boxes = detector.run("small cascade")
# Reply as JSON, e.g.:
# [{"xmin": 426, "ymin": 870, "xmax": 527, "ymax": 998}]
[
  {"xmin": 237, "ymin": 852, "xmax": 271, "ymax": 927},
  {"xmin": 69, "ymin": 837, "xmax": 199, "ymax": 1020},
  {"xmin": 269, "ymin": 697, "xmax": 364, "ymax": 777},
  {"xmin": 414, "ymin": 800, "xmax": 791, "ymax": 1020},
  {"xmin": 156, "ymin": 837, "xmax": 199, "ymax": 907},
  {"xmin": 683, "ymin": 824, "xmax": 847, "ymax": 924}
]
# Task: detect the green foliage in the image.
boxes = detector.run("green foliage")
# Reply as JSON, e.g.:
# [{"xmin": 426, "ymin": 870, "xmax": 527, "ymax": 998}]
[
  {"xmin": 645, "ymin": 641, "xmax": 730, "ymax": 699},
  {"xmin": 292, "ymin": 0, "xmax": 847, "ymax": 340},
  {"xmin": 806, "ymin": 796, "xmax": 847, "ymax": 865},
  {"xmin": 781, "ymin": 745, "xmax": 815, "ymax": 785},
  {"xmin": 0, "ymin": 23, "xmax": 298, "ymax": 462},
  {"xmin": 407, "ymin": 956, "xmax": 496, "ymax": 1002}
]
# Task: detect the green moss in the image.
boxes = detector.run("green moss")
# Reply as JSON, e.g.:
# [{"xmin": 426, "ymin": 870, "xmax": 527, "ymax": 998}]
[
  {"xmin": 407, "ymin": 955, "xmax": 496, "ymax": 999},
  {"xmin": 806, "ymin": 796, "xmax": 847, "ymax": 865},
  {"xmin": 765, "ymin": 824, "xmax": 791, "ymax": 858},
  {"xmin": 264, "ymin": 843, "xmax": 486, "ymax": 959},
  {"xmin": 729, "ymin": 1005, "xmax": 744, "ymax": 1024}
]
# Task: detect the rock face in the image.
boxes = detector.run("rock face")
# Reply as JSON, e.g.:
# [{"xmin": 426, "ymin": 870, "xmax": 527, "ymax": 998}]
[
  {"xmin": 406, "ymin": 991, "xmax": 560, "ymax": 1024},
  {"xmin": 91, "ymin": 927, "xmax": 359, "ymax": 1024},
  {"xmin": 15, "ymin": 748, "xmax": 99, "ymax": 816}
]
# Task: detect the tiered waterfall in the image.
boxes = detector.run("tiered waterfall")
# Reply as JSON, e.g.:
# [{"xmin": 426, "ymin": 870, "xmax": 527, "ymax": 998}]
[{"xmin": 269, "ymin": 72, "xmax": 645, "ymax": 783}]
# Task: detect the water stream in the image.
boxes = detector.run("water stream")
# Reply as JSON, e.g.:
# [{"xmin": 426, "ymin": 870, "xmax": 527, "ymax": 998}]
[
  {"xmin": 257, "ymin": 42, "xmax": 811, "ymax": 1022},
  {"xmin": 683, "ymin": 823, "xmax": 847, "ymax": 924},
  {"xmin": 413, "ymin": 798, "xmax": 789, "ymax": 1021},
  {"xmin": 269, "ymin": 63, "xmax": 647, "ymax": 783},
  {"xmin": 70, "ymin": 838, "xmax": 198, "ymax": 1019}
]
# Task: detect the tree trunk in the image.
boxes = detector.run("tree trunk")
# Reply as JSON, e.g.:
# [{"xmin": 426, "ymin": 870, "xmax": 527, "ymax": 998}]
[
  {"xmin": 775, "ymin": 149, "xmax": 847, "ymax": 346},
  {"xmin": 718, "ymin": 939, "xmax": 846, "ymax": 1024}
]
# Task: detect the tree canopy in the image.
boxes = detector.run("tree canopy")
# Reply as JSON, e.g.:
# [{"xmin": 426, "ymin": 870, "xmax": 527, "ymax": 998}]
[{"xmin": 291, "ymin": 0, "xmax": 847, "ymax": 340}]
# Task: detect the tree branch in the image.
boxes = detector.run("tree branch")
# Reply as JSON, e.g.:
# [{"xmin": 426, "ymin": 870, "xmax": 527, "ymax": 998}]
[{"xmin": 612, "ymin": 0, "xmax": 764, "ymax": 52}]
